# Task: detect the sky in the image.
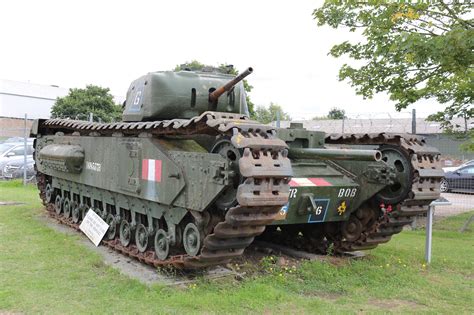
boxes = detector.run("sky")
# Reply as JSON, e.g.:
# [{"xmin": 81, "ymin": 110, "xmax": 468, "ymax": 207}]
[{"xmin": 0, "ymin": 0, "xmax": 447, "ymax": 120}]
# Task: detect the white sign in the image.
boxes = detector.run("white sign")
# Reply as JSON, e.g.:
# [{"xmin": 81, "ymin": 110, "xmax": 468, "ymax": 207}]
[{"xmin": 79, "ymin": 209, "xmax": 109, "ymax": 246}]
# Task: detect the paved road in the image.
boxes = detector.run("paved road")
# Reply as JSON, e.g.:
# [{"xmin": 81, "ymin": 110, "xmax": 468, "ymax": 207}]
[{"xmin": 435, "ymin": 193, "xmax": 474, "ymax": 217}]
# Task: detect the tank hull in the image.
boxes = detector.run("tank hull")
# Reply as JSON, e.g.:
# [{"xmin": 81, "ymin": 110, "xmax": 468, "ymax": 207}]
[{"xmin": 32, "ymin": 112, "xmax": 292, "ymax": 269}]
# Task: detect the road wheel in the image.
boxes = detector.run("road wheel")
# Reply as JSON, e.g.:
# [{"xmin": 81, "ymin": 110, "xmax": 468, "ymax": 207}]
[
  {"xmin": 135, "ymin": 223, "xmax": 149, "ymax": 253},
  {"xmin": 63, "ymin": 197, "xmax": 71, "ymax": 218},
  {"xmin": 105, "ymin": 214, "xmax": 117, "ymax": 240},
  {"xmin": 45, "ymin": 183, "xmax": 54, "ymax": 203},
  {"xmin": 154, "ymin": 229, "xmax": 169, "ymax": 260},
  {"xmin": 54, "ymin": 195, "xmax": 62, "ymax": 214},
  {"xmin": 119, "ymin": 220, "xmax": 132, "ymax": 247},
  {"xmin": 71, "ymin": 202, "xmax": 81, "ymax": 223},
  {"xmin": 183, "ymin": 222, "xmax": 202, "ymax": 257}
]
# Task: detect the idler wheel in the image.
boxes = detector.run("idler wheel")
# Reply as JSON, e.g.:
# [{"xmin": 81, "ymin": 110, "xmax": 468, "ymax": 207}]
[
  {"xmin": 376, "ymin": 145, "xmax": 412, "ymax": 204},
  {"xmin": 71, "ymin": 202, "xmax": 81, "ymax": 223},
  {"xmin": 45, "ymin": 183, "xmax": 54, "ymax": 203},
  {"xmin": 105, "ymin": 214, "xmax": 117, "ymax": 240},
  {"xmin": 183, "ymin": 223, "xmax": 202, "ymax": 257},
  {"xmin": 119, "ymin": 220, "xmax": 132, "ymax": 247},
  {"xmin": 63, "ymin": 197, "xmax": 71, "ymax": 218},
  {"xmin": 341, "ymin": 216, "xmax": 363, "ymax": 242},
  {"xmin": 154, "ymin": 229, "xmax": 169, "ymax": 260},
  {"xmin": 135, "ymin": 223, "xmax": 149, "ymax": 253},
  {"xmin": 211, "ymin": 138, "xmax": 242, "ymax": 211},
  {"xmin": 54, "ymin": 195, "xmax": 62, "ymax": 214}
]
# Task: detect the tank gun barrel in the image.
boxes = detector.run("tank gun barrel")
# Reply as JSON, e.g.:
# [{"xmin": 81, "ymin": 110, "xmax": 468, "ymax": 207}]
[
  {"xmin": 209, "ymin": 67, "xmax": 253, "ymax": 103},
  {"xmin": 288, "ymin": 148, "xmax": 382, "ymax": 162}
]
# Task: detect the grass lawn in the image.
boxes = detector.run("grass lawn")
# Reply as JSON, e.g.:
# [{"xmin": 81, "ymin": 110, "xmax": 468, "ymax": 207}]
[{"xmin": 0, "ymin": 180, "xmax": 472, "ymax": 314}]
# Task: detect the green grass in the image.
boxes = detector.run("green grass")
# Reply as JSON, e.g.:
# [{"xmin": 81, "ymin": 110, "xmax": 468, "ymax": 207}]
[{"xmin": 0, "ymin": 180, "xmax": 473, "ymax": 314}]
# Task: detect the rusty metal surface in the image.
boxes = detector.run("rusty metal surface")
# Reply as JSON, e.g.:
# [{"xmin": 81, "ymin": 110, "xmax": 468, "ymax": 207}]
[{"xmin": 208, "ymin": 67, "xmax": 253, "ymax": 104}]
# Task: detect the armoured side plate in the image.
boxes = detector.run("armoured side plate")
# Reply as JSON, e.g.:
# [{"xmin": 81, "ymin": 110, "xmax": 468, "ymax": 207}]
[
  {"xmin": 117, "ymin": 140, "xmax": 141, "ymax": 193},
  {"xmin": 169, "ymin": 151, "xmax": 229, "ymax": 211}
]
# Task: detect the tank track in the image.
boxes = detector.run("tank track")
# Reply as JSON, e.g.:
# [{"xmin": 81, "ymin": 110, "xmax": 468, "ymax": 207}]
[
  {"xmin": 262, "ymin": 133, "xmax": 443, "ymax": 254},
  {"xmin": 35, "ymin": 112, "xmax": 291, "ymax": 269},
  {"xmin": 326, "ymin": 133, "xmax": 443, "ymax": 252}
]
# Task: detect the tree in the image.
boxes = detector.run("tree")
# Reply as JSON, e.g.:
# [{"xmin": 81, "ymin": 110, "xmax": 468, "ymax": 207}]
[
  {"xmin": 312, "ymin": 116, "xmax": 328, "ymax": 120},
  {"xmin": 328, "ymin": 107, "xmax": 347, "ymax": 120},
  {"xmin": 253, "ymin": 103, "xmax": 291, "ymax": 124},
  {"xmin": 314, "ymin": 2, "xmax": 473, "ymax": 136},
  {"xmin": 174, "ymin": 60, "xmax": 255, "ymax": 116},
  {"xmin": 51, "ymin": 85, "xmax": 122, "ymax": 122}
]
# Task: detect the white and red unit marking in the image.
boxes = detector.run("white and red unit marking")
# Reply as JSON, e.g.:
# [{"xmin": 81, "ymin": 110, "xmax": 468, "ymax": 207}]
[
  {"xmin": 142, "ymin": 159, "xmax": 162, "ymax": 182},
  {"xmin": 289, "ymin": 177, "xmax": 332, "ymax": 187}
]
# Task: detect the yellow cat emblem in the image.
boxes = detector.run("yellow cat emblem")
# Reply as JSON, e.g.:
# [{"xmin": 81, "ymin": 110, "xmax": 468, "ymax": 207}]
[{"xmin": 337, "ymin": 201, "xmax": 347, "ymax": 216}]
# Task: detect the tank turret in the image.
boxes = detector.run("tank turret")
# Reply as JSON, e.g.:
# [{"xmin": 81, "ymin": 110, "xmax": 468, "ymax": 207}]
[{"xmin": 122, "ymin": 67, "xmax": 253, "ymax": 122}]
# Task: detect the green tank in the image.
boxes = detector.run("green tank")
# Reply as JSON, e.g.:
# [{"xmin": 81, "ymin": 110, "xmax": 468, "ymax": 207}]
[
  {"xmin": 261, "ymin": 125, "xmax": 444, "ymax": 253},
  {"xmin": 31, "ymin": 67, "xmax": 443, "ymax": 269}
]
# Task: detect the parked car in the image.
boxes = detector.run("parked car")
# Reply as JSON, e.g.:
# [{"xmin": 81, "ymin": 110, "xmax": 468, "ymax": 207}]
[
  {"xmin": 440, "ymin": 164, "xmax": 474, "ymax": 193},
  {"xmin": 443, "ymin": 159, "xmax": 474, "ymax": 173},
  {"xmin": 3, "ymin": 137, "xmax": 34, "ymax": 143},
  {"xmin": 1, "ymin": 156, "xmax": 35, "ymax": 180},
  {"xmin": 0, "ymin": 142, "xmax": 34, "ymax": 175}
]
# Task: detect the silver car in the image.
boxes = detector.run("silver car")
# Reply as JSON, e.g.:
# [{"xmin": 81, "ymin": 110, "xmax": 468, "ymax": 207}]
[
  {"xmin": 0, "ymin": 142, "xmax": 34, "ymax": 176},
  {"xmin": 2, "ymin": 156, "xmax": 35, "ymax": 179}
]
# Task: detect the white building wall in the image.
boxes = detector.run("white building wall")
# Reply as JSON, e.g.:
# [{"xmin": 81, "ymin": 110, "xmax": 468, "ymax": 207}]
[
  {"xmin": 0, "ymin": 79, "xmax": 125, "ymax": 120},
  {"xmin": 0, "ymin": 79, "xmax": 69, "ymax": 119}
]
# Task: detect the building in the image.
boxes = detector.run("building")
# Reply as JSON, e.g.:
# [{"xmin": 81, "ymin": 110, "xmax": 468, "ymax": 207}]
[
  {"xmin": 0, "ymin": 79, "xmax": 69, "ymax": 120},
  {"xmin": 0, "ymin": 79, "xmax": 125, "ymax": 138}
]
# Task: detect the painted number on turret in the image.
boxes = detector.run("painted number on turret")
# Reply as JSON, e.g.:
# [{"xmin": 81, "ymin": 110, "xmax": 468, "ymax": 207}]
[
  {"xmin": 133, "ymin": 90, "xmax": 142, "ymax": 106},
  {"xmin": 338, "ymin": 188, "xmax": 357, "ymax": 198},
  {"xmin": 129, "ymin": 87, "xmax": 143, "ymax": 112}
]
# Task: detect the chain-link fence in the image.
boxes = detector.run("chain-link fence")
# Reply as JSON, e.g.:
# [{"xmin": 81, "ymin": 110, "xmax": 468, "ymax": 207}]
[
  {"xmin": 0, "ymin": 121, "xmax": 35, "ymax": 183},
  {"xmin": 429, "ymin": 135, "xmax": 473, "ymax": 219}
]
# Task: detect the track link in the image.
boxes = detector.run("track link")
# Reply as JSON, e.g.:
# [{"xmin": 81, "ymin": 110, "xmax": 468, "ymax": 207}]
[{"xmin": 35, "ymin": 111, "xmax": 291, "ymax": 269}]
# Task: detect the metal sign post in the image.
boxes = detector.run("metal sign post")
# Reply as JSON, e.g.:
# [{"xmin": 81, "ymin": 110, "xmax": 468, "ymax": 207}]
[
  {"xmin": 425, "ymin": 199, "xmax": 452, "ymax": 264},
  {"xmin": 23, "ymin": 113, "xmax": 28, "ymax": 186}
]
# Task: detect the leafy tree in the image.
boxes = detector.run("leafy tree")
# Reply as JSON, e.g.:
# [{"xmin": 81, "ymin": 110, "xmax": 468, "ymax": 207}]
[
  {"xmin": 51, "ymin": 85, "xmax": 122, "ymax": 122},
  {"xmin": 314, "ymin": 2, "xmax": 473, "ymax": 138},
  {"xmin": 328, "ymin": 107, "xmax": 347, "ymax": 120},
  {"xmin": 174, "ymin": 60, "xmax": 255, "ymax": 116},
  {"xmin": 253, "ymin": 103, "xmax": 291, "ymax": 124},
  {"xmin": 312, "ymin": 115, "xmax": 329, "ymax": 120}
]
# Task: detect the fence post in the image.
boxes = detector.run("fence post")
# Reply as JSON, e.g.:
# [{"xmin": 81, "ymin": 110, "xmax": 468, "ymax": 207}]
[
  {"xmin": 425, "ymin": 204, "xmax": 433, "ymax": 263},
  {"xmin": 411, "ymin": 109, "xmax": 416, "ymax": 134},
  {"xmin": 23, "ymin": 113, "xmax": 28, "ymax": 186}
]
